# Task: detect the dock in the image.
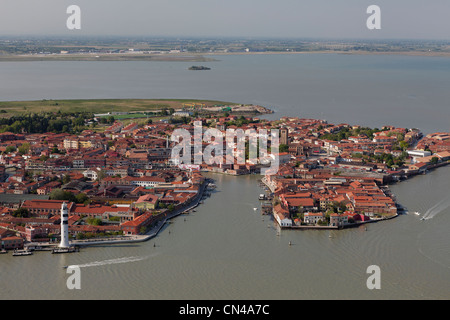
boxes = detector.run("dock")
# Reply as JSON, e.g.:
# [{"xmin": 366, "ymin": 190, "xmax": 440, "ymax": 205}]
[
  {"xmin": 52, "ymin": 247, "xmax": 80, "ymax": 254},
  {"xmin": 261, "ymin": 202, "xmax": 273, "ymax": 215}
]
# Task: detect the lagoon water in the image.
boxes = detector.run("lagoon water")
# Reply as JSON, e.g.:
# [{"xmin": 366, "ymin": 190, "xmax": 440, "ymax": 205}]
[{"xmin": 0, "ymin": 53, "xmax": 449, "ymax": 299}]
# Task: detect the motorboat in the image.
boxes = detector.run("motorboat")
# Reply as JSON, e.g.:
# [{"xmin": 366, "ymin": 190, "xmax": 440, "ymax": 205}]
[
  {"xmin": 12, "ymin": 249, "xmax": 33, "ymax": 256},
  {"xmin": 52, "ymin": 247, "xmax": 78, "ymax": 254}
]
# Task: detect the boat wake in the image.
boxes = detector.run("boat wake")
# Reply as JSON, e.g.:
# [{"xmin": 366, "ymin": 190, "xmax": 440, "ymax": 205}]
[
  {"xmin": 69, "ymin": 254, "xmax": 158, "ymax": 269},
  {"xmin": 421, "ymin": 196, "xmax": 450, "ymax": 220}
]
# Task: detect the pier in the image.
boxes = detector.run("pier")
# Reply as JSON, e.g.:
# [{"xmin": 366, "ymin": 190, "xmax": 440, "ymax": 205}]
[{"xmin": 261, "ymin": 202, "xmax": 273, "ymax": 215}]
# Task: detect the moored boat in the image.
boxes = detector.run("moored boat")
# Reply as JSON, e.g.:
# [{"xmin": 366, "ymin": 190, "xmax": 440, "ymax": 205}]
[
  {"xmin": 52, "ymin": 247, "xmax": 79, "ymax": 254},
  {"xmin": 12, "ymin": 249, "xmax": 33, "ymax": 256}
]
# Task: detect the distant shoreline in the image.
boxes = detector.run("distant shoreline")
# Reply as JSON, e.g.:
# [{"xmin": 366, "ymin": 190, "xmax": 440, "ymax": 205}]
[
  {"xmin": 0, "ymin": 53, "xmax": 217, "ymax": 62},
  {"xmin": 1, "ymin": 50, "xmax": 450, "ymax": 62},
  {"xmin": 204, "ymin": 50, "xmax": 450, "ymax": 58}
]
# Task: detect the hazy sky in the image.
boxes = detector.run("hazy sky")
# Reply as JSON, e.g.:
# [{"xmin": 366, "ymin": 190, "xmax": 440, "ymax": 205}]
[{"xmin": 1, "ymin": 0, "xmax": 449, "ymax": 40}]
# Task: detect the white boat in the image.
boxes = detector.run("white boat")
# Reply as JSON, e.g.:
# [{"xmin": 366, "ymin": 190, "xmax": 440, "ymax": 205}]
[
  {"xmin": 12, "ymin": 249, "xmax": 33, "ymax": 256},
  {"xmin": 52, "ymin": 247, "xmax": 78, "ymax": 254},
  {"xmin": 414, "ymin": 212, "xmax": 420, "ymax": 215}
]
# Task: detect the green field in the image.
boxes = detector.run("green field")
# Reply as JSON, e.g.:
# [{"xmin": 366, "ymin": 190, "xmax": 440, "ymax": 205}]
[{"xmin": 0, "ymin": 99, "xmax": 234, "ymax": 116}]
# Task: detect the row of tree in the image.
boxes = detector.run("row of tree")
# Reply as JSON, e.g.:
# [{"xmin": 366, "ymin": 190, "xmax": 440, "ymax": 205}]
[{"xmin": 0, "ymin": 112, "xmax": 94, "ymax": 134}]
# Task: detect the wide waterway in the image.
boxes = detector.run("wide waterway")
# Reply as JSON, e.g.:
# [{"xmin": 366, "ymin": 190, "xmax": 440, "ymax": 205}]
[
  {"xmin": 1, "ymin": 170, "xmax": 449, "ymax": 299},
  {"xmin": 0, "ymin": 53, "xmax": 449, "ymax": 299}
]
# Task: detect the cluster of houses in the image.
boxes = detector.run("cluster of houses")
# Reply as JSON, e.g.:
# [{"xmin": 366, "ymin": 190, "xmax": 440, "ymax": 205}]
[
  {"xmin": 261, "ymin": 118, "xmax": 449, "ymax": 228},
  {"xmin": 0, "ymin": 114, "xmax": 449, "ymax": 249},
  {"xmin": 269, "ymin": 173, "xmax": 396, "ymax": 229},
  {"xmin": 0, "ymin": 120, "xmax": 206, "ymax": 250}
]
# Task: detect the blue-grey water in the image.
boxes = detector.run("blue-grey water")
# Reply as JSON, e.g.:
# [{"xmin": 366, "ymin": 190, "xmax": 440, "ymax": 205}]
[
  {"xmin": 1, "ymin": 54, "xmax": 449, "ymax": 133},
  {"xmin": 0, "ymin": 53, "xmax": 449, "ymax": 299}
]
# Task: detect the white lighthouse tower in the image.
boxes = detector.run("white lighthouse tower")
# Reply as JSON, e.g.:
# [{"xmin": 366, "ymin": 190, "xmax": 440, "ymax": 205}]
[{"xmin": 59, "ymin": 202, "xmax": 70, "ymax": 248}]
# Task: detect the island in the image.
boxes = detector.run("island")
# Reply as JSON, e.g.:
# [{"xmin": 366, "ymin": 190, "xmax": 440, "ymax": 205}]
[
  {"xmin": 188, "ymin": 66, "xmax": 211, "ymax": 70},
  {"xmin": 0, "ymin": 99, "xmax": 448, "ymax": 255}
]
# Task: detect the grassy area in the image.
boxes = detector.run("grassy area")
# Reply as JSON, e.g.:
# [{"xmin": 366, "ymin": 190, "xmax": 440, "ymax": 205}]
[{"xmin": 0, "ymin": 98, "xmax": 234, "ymax": 116}]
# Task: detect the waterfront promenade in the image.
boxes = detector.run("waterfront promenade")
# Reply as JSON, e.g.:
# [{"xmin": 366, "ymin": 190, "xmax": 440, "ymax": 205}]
[
  {"xmin": 67, "ymin": 181, "xmax": 208, "ymax": 247},
  {"xmin": 23, "ymin": 181, "xmax": 208, "ymax": 251}
]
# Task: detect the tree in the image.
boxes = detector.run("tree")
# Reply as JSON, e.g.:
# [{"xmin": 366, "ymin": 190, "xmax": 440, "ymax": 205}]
[
  {"xmin": 158, "ymin": 202, "xmax": 167, "ymax": 209},
  {"xmin": 13, "ymin": 208, "xmax": 29, "ymax": 218},
  {"xmin": 86, "ymin": 217, "xmax": 102, "ymax": 226},
  {"xmin": 5, "ymin": 146, "xmax": 16, "ymax": 154},
  {"xmin": 386, "ymin": 159, "xmax": 394, "ymax": 168},
  {"xmin": 96, "ymin": 169, "xmax": 106, "ymax": 181},
  {"xmin": 49, "ymin": 189, "xmax": 76, "ymax": 202},
  {"xmin": 18, "ymin": 143, "xmax": 30, "ymax": 155},
  {"xmin": 430, "ymin": 157, "xmax": 439, "ymax": 165},
  {"xmin": 399, "ymin": 140, "xmax": 409, "ymax": 151},
  {"xmin": 62, "ymin": 174, "xmax": 71, "ymax": 184},
  {"xmin": 75, "ymin": 193, "xmax": 89, "ymax": 204},
  {"xmin": 330, "ymin": 201, "xmax": 347, "ymax": 213},
  {"xmin": 279, "ymin": 144, "xmax": 289, "ymax": 153},
  {"xmin": 76, "ymin": 233, "xmax": 86, "ymax": 240},
  {"xmin": 73, "ymin": 117, "xmax": 85, "ymax": 127}
]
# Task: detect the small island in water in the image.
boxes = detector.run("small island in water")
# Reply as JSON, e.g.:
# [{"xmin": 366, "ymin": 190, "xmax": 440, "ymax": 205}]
[{"xmin": 189, "ymin": 66, "xmax": 211, "ymax": 71}]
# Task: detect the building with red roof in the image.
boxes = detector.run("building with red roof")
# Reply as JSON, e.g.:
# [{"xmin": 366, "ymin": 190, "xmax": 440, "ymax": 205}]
[{"xmin": 21, "ymin": 200, "xmax": 75, "ymax": 218}]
